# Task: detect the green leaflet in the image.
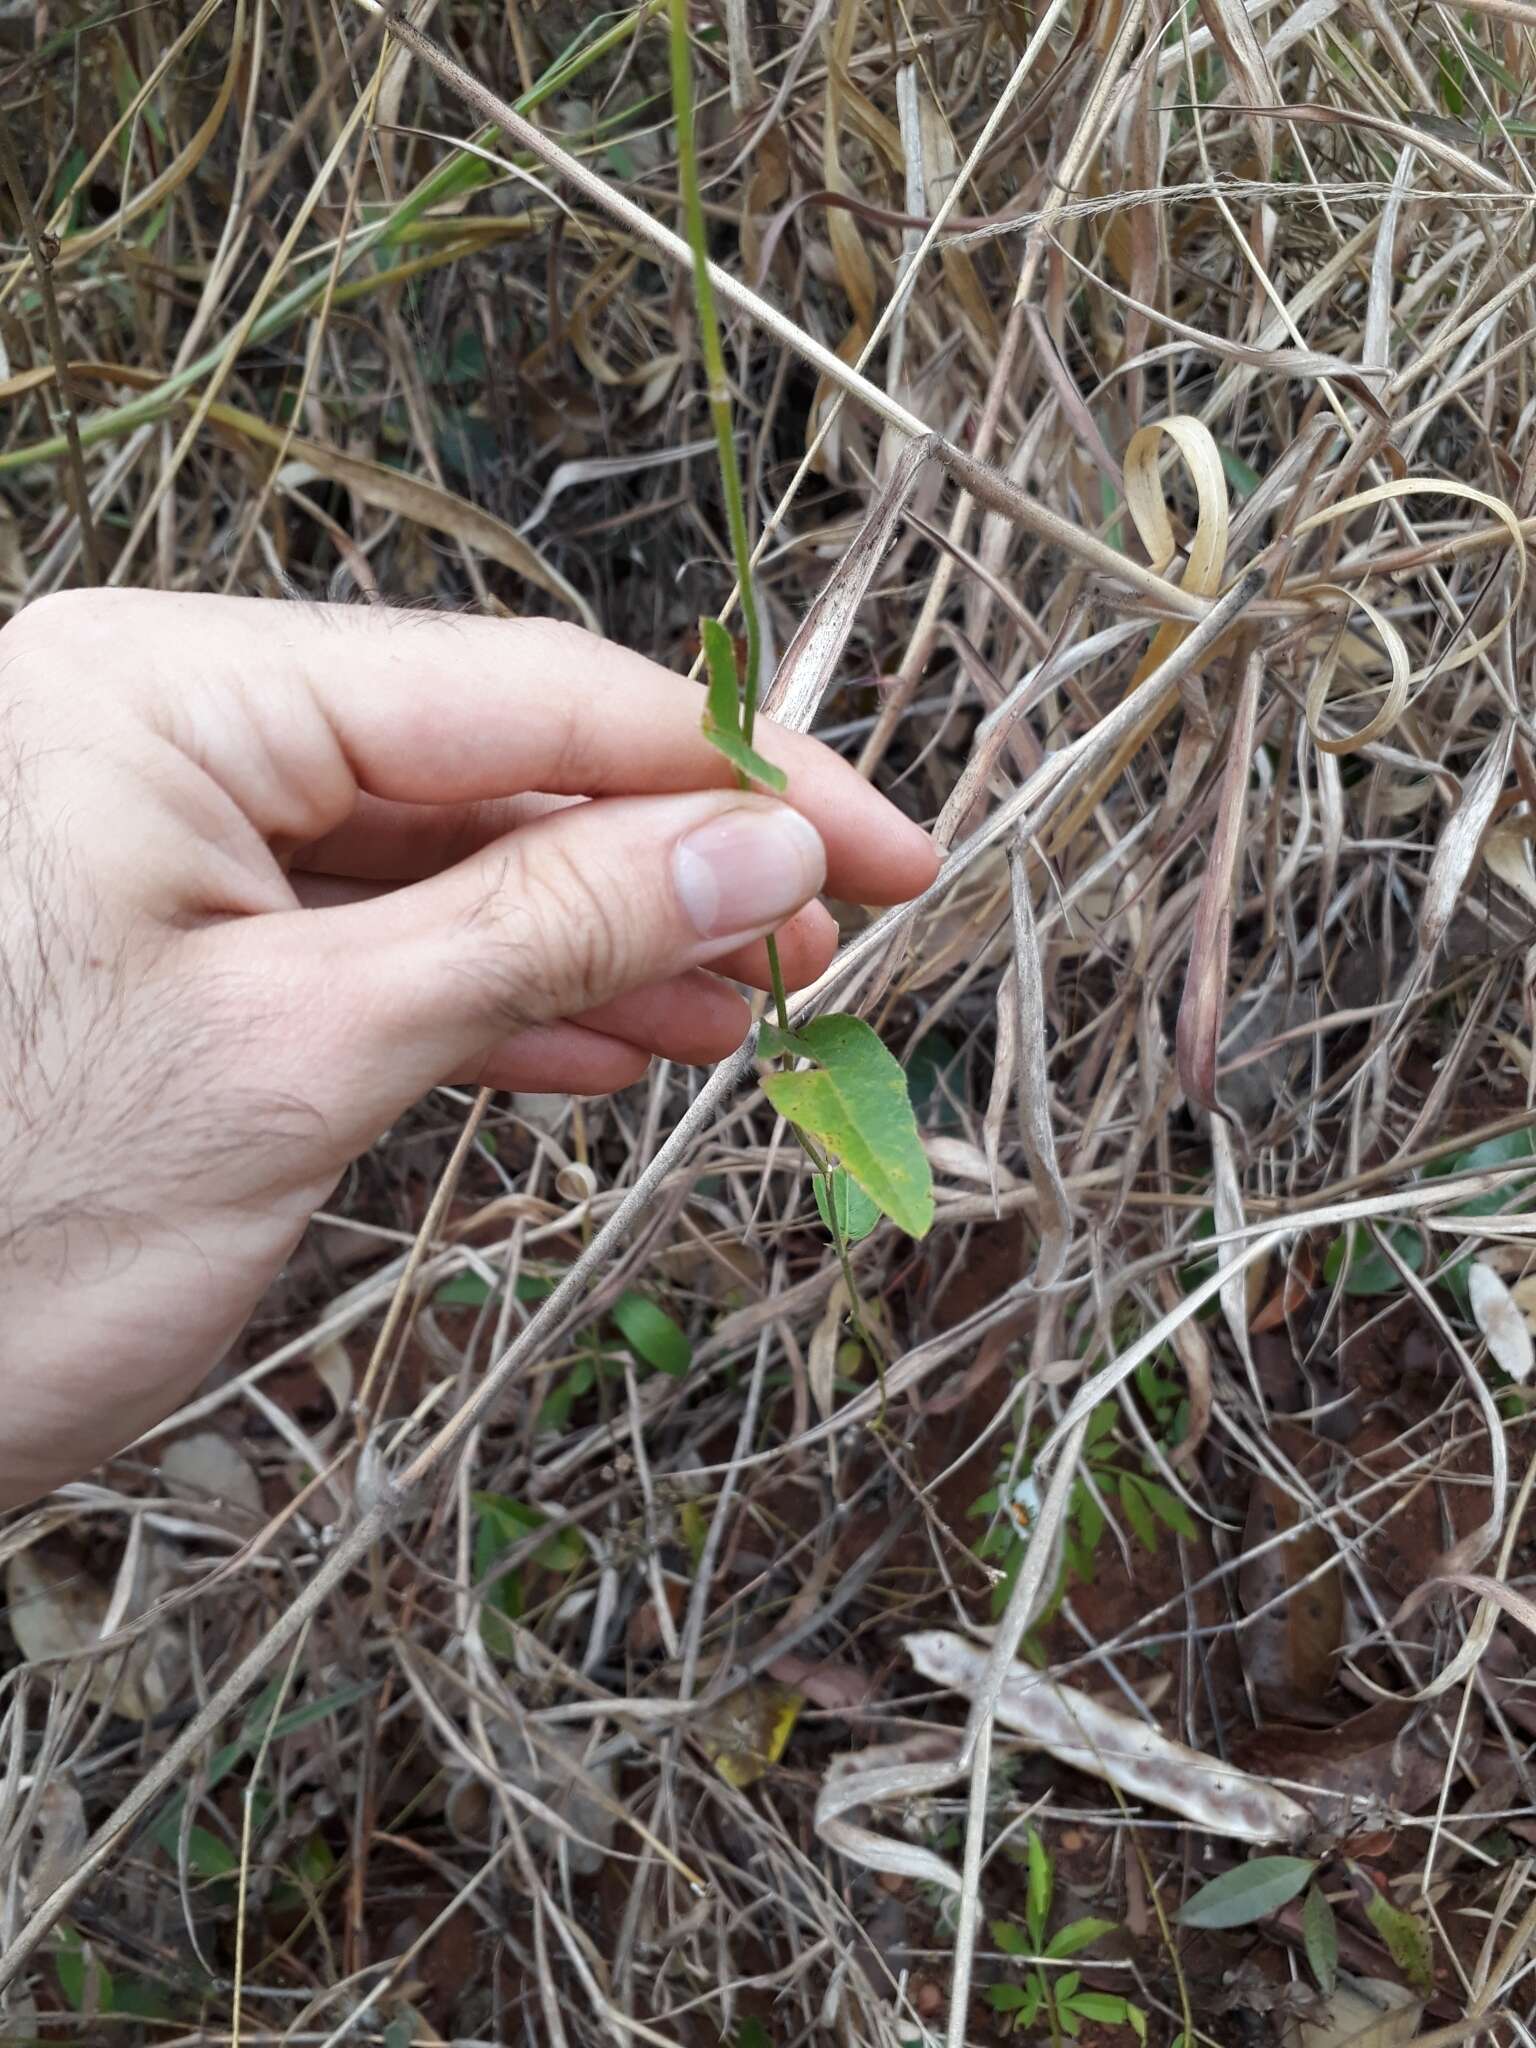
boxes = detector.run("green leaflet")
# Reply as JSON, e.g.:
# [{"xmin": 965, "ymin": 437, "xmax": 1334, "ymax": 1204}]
[
  {"xmin": 1365, "ymin": 1889, "xmax": 1434, "ymax": 1994},
  {"xmin": 1322, "ymin": 1225, "xmax": 1423, "ymax": 1297},
  {"xmin": 1046, "ymin": 1916, "xmax": 1118, "ymax": 1959},
  {"xmin": 1176, "ymin": 1855, "xmax": 1317, "ymax": 1929},
  {"xmin": 813, "ymin": 1167, "xmax": 881, "ymax": 1243},
  {"xmin": 700, "ymin": 618, "xmax": 785, "ymax": 791},
  {"xmin": 761, "ymin": 1015, "xmax": 934, "ymax": 1239},
  {"xmin": 1324, "ymin": 1127, "xmax": 1536, "ymax": 1299},
  {"xmin": 612, "ymin": 1291, "xmax": 692, "ymax": 1377},
  {"xmin": 1026, "ymin": 1828, "xmax": 1053, "ymax": 1947},
  {"xmin": 1303, "ymin": 1883, "xmax": 1339, "ymax": 1995}
]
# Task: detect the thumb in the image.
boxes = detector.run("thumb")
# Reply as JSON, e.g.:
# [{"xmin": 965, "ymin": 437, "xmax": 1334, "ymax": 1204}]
[{"xmin": 286, "ymin": 789, "xmax": 825, "ymax": 1105}]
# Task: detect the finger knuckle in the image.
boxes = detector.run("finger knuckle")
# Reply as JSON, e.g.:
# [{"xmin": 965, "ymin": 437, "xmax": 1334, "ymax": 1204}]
[
  {"xmin": 460, "ymin": 842, "xmax": 626, "ymax": 1028},
  {"xmin": 0, "ymin": 591, "xmax": 127, "ymax": 712}
]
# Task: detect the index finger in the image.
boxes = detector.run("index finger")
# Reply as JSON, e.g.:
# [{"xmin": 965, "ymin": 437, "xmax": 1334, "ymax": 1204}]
[{"xmin": 100, "ymin": 593, "xmax": 939, "ymax": 907}]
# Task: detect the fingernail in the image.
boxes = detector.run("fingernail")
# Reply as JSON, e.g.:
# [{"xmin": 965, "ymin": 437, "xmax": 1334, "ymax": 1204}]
[{"xmin": 675, "ymin": 804, "xmax": 826, "ymax": 941}]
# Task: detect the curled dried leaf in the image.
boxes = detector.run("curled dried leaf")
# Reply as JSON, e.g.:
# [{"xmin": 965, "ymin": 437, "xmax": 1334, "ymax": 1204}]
[
  {"xmin": 1300, "ymin": 583, "xmax": 1410, "ymax": 756},
  {"xmin": 814, "ymin": 1733, "xmax": 968, "ymax": 1892},
  {"xmin": 1296, "ymin": 480, "xmax": 1527, "ymax": 683}
]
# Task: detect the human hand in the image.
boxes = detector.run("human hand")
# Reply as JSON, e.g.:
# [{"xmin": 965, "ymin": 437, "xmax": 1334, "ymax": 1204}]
[{"xmin": 0, "ymin": 590, "xmax": 938, "ymax": 1507}]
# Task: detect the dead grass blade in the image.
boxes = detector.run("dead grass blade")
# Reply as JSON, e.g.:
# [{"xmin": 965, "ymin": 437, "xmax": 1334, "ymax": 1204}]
[
  {"xmin": 1177, "ymin": 650, "xmax": 1262, "ymax": 1114},
  {"xmin": 1007, "ymin": 841, "xmax": 1072, "ymax": 1284}
]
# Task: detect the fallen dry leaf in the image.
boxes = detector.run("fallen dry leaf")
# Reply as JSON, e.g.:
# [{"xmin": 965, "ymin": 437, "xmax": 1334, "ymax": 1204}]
[
  {"xmin": 5, "ymin": 1542, "xmax": 181, "ymax": 1722},
  {"xmin": 1284, "ymin": 1974, "xmax": 1422, "ymax": 2048},
  {"xmin": 159, "ymin": 1431, "xmax": 263, "ymax": 1518},
  {"xmin": 1469, "ymin": 1260, "xmax": 1534, "ymax": 1383}
]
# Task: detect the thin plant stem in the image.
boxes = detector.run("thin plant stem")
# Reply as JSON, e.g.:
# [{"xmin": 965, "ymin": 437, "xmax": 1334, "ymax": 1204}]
[
  {"xmin": 367, "ymin": 3, "xmax": 1203, "ymax": 617},
  {"xmin": 666, "ymin": 0, "xmax": 791, "ymax": 1030},
  {"xmin": 0, "ymin": 109, "xmax": 102, "ymax": 584},
  {"xmin": 667, "ymin": 0, "xmax": 760, "ymax": 734},
  {"xmin": 671, "ymin": 4, "xmax": 869, "ymax": 1362}
]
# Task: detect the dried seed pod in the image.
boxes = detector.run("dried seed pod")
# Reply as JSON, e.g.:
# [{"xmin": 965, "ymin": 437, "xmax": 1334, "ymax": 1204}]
[{"xmin": 905, "ymin": 1630, "xmax": 1313, "ymax": 1846}]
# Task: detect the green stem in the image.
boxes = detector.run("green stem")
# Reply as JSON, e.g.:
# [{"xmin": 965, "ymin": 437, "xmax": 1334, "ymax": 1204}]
[
  {"xmin": 670, "ymin": 2, "xmax": 878, "ymax": 1357},
  {"xmin": 816, "ymin": 1155, "xmax": 885, "ymax": 1413},
  {"xmin": 666, "ymin": 0, "xmax": 762, "ymax": 739},
  {"xmin": 668, "ymin": 0, "xmax": 786, "ymax": 1026}
]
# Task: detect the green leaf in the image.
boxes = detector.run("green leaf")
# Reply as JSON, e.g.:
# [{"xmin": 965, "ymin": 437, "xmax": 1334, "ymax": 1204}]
[
  {"xmin": 700, "ymin": 618, "xmax": 786, "ymax": 790},
  {"xmin": 1218, "ymin": 447, "xmax": 1262, "ymax": 498},
  {"xmin": 1026, "ymin": 1829, "xmax": 1053, "ymax": 1948},
  {"xmin": 986, "ymin": 1985, "xmax": 1031, "ymax": 2012},
  {"xmin": 991, "ymin": 1918, "xmax": 1030, "ymax": 1957},
  {"xmin": 612, "ymin": 1292, "xmax": 691, "ymax": 1377},
  {"xmin": 701, "ymin": 721, "xmax": 788, "ymax": 791},
  {"xmin": 904, "ymin": 1030, "xmax": 962, "ymax": 1127},
  {"xmin": 436, "ymin": 1267, "xmax": 555, "ymax": 1308},
  {"xmin": 761, "ymin": 1014, "xmax": 934, "ymax": 1237},
  {"xmin": 150, "ymin": 1680, "xmax": 375, "ymax": 1855},
  {"xmin": 1430, "ymin": 1128, "xmax": 1535, "ymax": 1185},
  {"xmin": 1436, "ymin": 43, "xmax": 1465, "ymax": 114},
  {"xmin": 1086, "ymin": 1399, "xmax": 1119, "ymax": 1447},
  {"xmin": 680, "ymin": 1496, "xmax": 708, "ymax": 1568},
  {"xmin": 1139, "ymin": 1478, "xmax": 1197, "ymax": 1539},
  {"xmin": 701, "ymin": 616, "xmax": 741, "ymax": 731},
  {"xmin": 1046, "ymin": 1916, "xmax": 1117, "ymax": 1959},
  {"xmin": 1126, "ymin": 2002, "xmax": 1148, "ymax": 2043},
  {"xmin": 1323, "ymin": 1225, "xmax": 1423, "ymax": 1297},
  {"xmin": 112, "ymin": 1979, "xmax": 177, "ymax": 2020},
  {"xmin": 734, "ymin": 2021, "xmax": 773, "ymax": 2048},
  {"xmin": 1303, "ymin": 1882, "xmax": 1339, "ymax": 1996},
  {"xmin": 436, "ymin": 1270, "xmax": 494, "ymax": 1307},
  {"xmin": 814, "ymin": 1167, "xmax": 881, "ymax": 1243},
  {"xmin": 473, "ymin": 1492, "xmax": 584, "ymax": 1575},
  {"xmin": 1177, "ymin": 1855, "xmax": 1317, "ymax": 1929},
  {"xmin": 758, "ymin": 1019, "xmax": 816, "ymax": 1062},
  {"xmin": 1074, "ymin": 1483, "xmax": 1106, "ymax": 1557},
  {"xmin": 1119, "ymin": 1472, "xmax": 1159, "ymax": 1551},
  {"xmin": 56, "ymin": 1925, "xmax": 113, "ymax": 2014},
  {"xmin": 472, "ymin": 1491, "xmax": 583, "ymax": 1648},
  {"xmin": 1364, "ymin": 1888, "xmax": 1434, "ymax": 1994},
  {"xmin": 184, "ymin": 1825, "xmax": 239, "ymax": 1881},
  {"xmin": 1069, "ymin": 1993, "xmax": 1131, "ymax": 2024},
  {"xmin": 291, "ymin": 1830, "xmax": 337, "ymax": 1888}
]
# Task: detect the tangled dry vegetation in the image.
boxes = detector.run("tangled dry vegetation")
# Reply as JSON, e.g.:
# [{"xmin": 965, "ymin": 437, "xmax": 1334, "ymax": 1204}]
[{"xmin": 8, "ymin": 0, "xmax": 1536, "ymax": 2041}]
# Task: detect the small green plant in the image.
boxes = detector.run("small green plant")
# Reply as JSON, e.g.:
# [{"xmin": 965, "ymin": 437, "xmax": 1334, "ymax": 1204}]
[
  {"xmin": 667, "ymin": 0, "xmax": 934, "ymax": 1302},
  {"xmin": 472, "ymin": 1491, "xmax": 586, "ymax": 1653},
  {"xmin": 986, "ymin": 1831, "xmax": 1144, "ymax": 2039},
  {"xmin": 972, "ymin": 1361, "xmax": 1194, "ymax": 1622},
  {"xmin": 436, "ymin": 1266, "xmax": 693, "ymax": 1429},
  {"xmin": 1324, "ymin": 1128, "xmax": 1535, "ymax": 1303}
]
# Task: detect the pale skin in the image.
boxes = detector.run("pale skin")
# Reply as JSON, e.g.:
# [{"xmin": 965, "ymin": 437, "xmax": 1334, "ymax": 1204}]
[{"xmin": 0, "ymin": 589, "xmax": 939, "ymax": 1509}]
